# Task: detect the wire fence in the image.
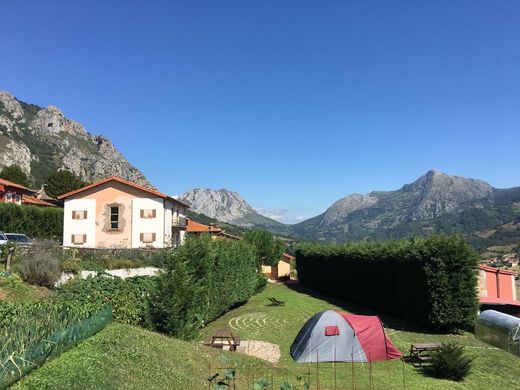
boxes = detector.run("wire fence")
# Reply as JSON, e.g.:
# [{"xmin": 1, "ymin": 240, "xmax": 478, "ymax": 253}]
[{"xmin": 207, "ymin": 359, "xmax": 409, "ymax": 390}]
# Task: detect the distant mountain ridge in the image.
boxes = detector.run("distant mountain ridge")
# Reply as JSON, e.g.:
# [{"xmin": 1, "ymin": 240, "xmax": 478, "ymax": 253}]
[
  {"xmin": 0, "ymin": 91, "xmax": 150, "ymax": 187},
  {"xmin": 180, "ymin": 188, "xmax": 286, "ymax": 230},
  {"xmin": 291, "ymin": 170, "xmax": 520, "ymax": 252},
  {"xmin": 181, "ymin": 171, "xmax": 520, "ymax": 253}
]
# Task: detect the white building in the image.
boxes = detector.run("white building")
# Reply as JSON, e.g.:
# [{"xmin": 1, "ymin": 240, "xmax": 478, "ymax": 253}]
[{"xmin": 58, "ymin": 176, "xmax": 189, "ymax": 248}]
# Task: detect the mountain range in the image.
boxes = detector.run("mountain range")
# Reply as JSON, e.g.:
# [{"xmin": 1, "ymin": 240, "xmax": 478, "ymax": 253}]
[
  {"xmin": 0, "ymin": 91, "xmax": 149, "ymax": 187},
  {"xmin": 1, "ymin": 92, "xmax": 518, "ymax": 254},
  {"xmin": 183, "ymin": 171, "xmax": 520, "ymax": 253}
]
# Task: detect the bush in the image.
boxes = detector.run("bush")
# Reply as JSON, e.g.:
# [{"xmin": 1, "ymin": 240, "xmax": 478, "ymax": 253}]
[
  {"xmin": 150, "ymin": 235, "xmax": 260, "ymax": 339},
  {"xmin": 54, "ymin": 276, "xmax": 156, "ymax": 326},
  {"xmin": 296, "ymin": 235, "xmax": 479, "ymax": 332},
  {"xmin": 15, "ymin": 248, "xmax": 61, "ymax": 287},
  {"xmin": 427, "ymin": 343, "xmax": 473, "ymax": 381},
  {"xmin": 0, "ymin": 203, "xmax": 63, "ymax": 240}
]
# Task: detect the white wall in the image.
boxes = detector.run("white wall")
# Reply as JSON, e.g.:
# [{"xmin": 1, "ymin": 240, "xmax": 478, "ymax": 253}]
[
  {"xmin": 63, "ymin": 199, "xmax": 96, "ymax": 247},
  {"xmin": 131, "ymin": 198, "xmax": 165, "ymax": 248}
]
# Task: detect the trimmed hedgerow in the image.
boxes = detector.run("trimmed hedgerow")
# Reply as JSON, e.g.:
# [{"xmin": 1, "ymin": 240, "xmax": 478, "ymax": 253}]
[
  {"xmin": 0, "ymin": 203, "xmax": 63, "ymax": 240},
  {"xmin": 296, "ymin": 235, "xmax": 478, "ymax": 332},
  {"xmin": 149, "ymin": 234, "xmax": 260, "ymax": 339}
]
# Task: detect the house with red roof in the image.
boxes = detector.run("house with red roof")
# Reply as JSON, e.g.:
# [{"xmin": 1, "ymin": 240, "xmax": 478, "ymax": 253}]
[
  {"xmin": 58, "ymin": 176, "xmax": 189, "ymax": 248},
  {"xmin": 0, "ymin": 178, "xmax": 56, "ymax": 207}
]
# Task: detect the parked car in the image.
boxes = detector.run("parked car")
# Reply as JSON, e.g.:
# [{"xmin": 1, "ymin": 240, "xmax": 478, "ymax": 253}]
[
  {"xmin": 0, "ymin": 232, "xmax": 7, "ymax": 245},
  {"xmin": 3, "ymin": 233, "xmax": 31, "ymax": 245}
]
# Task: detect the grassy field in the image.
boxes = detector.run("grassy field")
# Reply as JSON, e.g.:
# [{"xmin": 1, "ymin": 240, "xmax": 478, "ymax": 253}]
[
  {"xmin": 201, "ymin": 282, "xmax": 520, "ymax": 389},
  {"xmin": 9, "ymin": 282, "xmax": 520, "ymax": 389}
]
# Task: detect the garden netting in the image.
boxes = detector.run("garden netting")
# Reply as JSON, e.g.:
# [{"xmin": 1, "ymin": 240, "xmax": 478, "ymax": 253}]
[{"xmin": 0, "ymin": 306, "xmax": 112, "ymax": 389}]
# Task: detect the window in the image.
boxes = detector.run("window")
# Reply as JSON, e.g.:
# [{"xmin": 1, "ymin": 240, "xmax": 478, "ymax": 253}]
[
  {"xmin": 71, "ymin": 234, "xmax": 86, "ymax": 245},
  {"xmin": 140, "ymin": 209, "xmax": 156, "ymax": 219},
  {"xmin": 14, "ymin": 194, "xmax": 21, "ymax": 204},
  {"xmin": 4, "ymin": 193, "xmax": 12, "ymax": 203},
  {"xmin": 72, "ymin": 210, "xmax": 88, "ymax": 220},
  {"xmin": 110, "ymin": 206, "xmax": 119, "ymax": 230},
  {"xmin": 325, "ymin": 326, "xmax": 340, "ymax": 336},
  {"xmin": 140, "ymin": 233, "xmax": 156, "ymax": 244}
]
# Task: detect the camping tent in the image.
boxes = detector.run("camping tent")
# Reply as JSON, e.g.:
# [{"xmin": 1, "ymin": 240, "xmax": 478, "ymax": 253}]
[{"xmin": 290, "ymin": 310, "xmax": 402, "ymax": 363}]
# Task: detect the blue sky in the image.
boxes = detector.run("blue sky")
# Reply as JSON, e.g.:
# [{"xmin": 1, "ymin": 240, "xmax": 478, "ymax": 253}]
[{"xmin": 1, "ymin": 1, "xmax": 519, "ymax": 223}]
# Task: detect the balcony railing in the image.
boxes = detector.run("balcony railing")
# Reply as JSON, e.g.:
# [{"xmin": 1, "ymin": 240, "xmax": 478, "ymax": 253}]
[{"xmin": 172, "ymin": 216, "xmax": 187, "ymax": 228}]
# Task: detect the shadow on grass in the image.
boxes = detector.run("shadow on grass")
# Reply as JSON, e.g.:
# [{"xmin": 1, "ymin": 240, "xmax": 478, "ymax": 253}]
[{"xmin": 284, "ymin": 280, "xmax": 434, "ymax": 334}]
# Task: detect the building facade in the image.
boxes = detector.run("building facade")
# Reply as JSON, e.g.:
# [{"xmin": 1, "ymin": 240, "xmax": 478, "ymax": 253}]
[
  {"xmin": 59, "ymin": 176, "xmax": 189, "ymax": 248},
  {"xmin": 0, "ymin": 178, "xmax": 56, "ymax": 207}
]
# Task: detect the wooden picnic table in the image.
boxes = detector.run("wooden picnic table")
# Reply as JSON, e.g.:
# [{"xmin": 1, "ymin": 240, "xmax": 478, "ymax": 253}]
[
  {"xmin": 409, "ymin": 343, "xmax": 442, "ymax": 366},
  {"xmin": 203, "ymin": 328, "xmax": 241, "ymax": 351}
]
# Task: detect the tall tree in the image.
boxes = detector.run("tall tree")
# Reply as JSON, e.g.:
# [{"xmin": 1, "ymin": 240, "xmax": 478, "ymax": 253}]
[
  {"xmin": 244, "ymin": 229, "xmax": 285, "ymax": 267},
  {"xmin": 44, "ymin": 170, "xmax": 87, "ymax": 198},
  {"xmin": 0, "ymin": 164, "xmax": 30, "ymax": 187}
]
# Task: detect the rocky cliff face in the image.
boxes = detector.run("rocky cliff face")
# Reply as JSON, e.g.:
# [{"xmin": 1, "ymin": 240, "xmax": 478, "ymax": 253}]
[
  {"xmin": 180, "ymin": 188, "xmax": 285, "ymax": 229},
  {"xmin": 181, "ymin": 188, "xmax": 255, "ymax": 222},
  {"xmin": 0, "ymin": 91, "xmax": 150, "ymax": 186}
]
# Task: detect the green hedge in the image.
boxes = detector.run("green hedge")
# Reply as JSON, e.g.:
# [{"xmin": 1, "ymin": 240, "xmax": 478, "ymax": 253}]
[
  {"xmin": 150, "ymin": 234, "xmax": 261, "ymax": 339},
  {"xmin": 0, "ymin": 203, "xmax": 63, "ymax": 239},
  {"xmin": 296, "ymin": 235, "xmax": 479, "ymax": 332}
]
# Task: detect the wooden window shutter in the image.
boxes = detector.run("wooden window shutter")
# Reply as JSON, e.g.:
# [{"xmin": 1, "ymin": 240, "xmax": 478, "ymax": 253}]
[
  {"xmin": 140, "ymin": 233, "xmax": 144, "ymax": 242},
  {"xmin": 152, "ymin": 209, "xmax": 156, "ymax": 218},
  {"xmin": 71, "ymin": 234, "xmax": 75, "ymax": 244},
  {"xmin": 84, "ymin": 211, "xmax": 87, "ymax": 219},
  {"xmin": 140, "ymin": 210, "xmax": 144, "ymax": 218},
  {"xmin": 152, "ymin": 233, "xmax": 156, "ymax": 241},
  {"xmin": 82, "ymin": 234, "xmax": 86, "ymax": 243},
  {"xmin": 72, "ymin": 211, "xmax": 76, "ymax": 219}
]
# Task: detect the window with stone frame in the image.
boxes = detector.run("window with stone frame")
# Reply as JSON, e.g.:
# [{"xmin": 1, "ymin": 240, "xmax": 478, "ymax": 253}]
[{"xmin": 110, "ymin": 206, "xmax": 120, "ymax": 230}]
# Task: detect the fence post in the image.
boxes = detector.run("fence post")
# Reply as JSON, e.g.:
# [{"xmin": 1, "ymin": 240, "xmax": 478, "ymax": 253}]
[{"xmin": 316, "ymin": 350, "xmax": 319, "ymax": 390}]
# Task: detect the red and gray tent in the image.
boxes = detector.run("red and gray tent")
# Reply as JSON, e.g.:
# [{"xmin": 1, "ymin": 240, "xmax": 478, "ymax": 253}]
[{"xmin": 290, "ymin": 310, "xmax": 402, "ymax": 363}]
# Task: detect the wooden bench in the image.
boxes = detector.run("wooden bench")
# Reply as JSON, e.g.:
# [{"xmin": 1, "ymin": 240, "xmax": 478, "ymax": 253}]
[
  {"xmin": 409, "ymin": 343, "xmax": 442, "ymax": 366},
  {"xmin": 202, "ymin": 328, "xmax": 240, "ymax": 351},
  {"xmin": 268, "ymin": 297, "xmax": 285, "ymax": 306}
]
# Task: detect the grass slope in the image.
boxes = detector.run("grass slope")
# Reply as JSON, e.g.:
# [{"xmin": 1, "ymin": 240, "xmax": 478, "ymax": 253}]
[
  {"xmin": 12, "ymin": 283, "xmax": 520, "ymax": 389},
  {"xmin": 12, "ymin": 323, "xmax": 271, "ymax": 390}
]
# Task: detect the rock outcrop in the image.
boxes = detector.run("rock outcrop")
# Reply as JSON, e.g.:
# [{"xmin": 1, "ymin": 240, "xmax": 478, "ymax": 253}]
[{"xmin": 0, "ymin": 91, "xmax": 150, "ymax": 187}]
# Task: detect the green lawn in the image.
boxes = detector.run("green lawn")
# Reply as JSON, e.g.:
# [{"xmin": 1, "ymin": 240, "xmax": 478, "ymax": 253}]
[
  {"xmin": 201, "ymin": 282, "xmax": 520, "ymax": 389},
  {"xmin": 10, "ymin": 282, "xmax": 520, "ymax": 389}
]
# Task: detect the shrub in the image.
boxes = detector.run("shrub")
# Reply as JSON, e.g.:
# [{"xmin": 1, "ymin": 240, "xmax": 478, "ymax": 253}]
[
  {"xmin": 0, "ymin": 203, "xmax": 63, "ymax": 240},
  {"xmin": 15, "ymin": 248, "xmax": 61, "ymax": 287},
  {"xmin": 427, "ymin": 343, "xmax": 473, "ymax": 381},
  {"xmin": 296, "ymin": 235, "xmax": 479, "ymax": 332},
  {"xmin": 54, "ymin": 275, "xmax": 156, "ymax": 326},
  {"xmin": 150, "ymin": 235, "xmax": 260, "ymax": 339}
]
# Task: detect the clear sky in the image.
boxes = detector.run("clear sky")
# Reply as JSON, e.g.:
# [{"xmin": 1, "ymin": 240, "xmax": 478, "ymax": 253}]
[{"xmin": 1, "ymin": 1, "xmax": 519, "ymax": 223}]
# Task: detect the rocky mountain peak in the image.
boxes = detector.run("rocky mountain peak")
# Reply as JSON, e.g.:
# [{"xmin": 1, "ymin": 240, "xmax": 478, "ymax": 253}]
[
  {"xmin": 180, "ymin": 188, "xmax": 255, "ymax": 222},
  {"xmin": 0, "ymin": 91, "xmax": 25, "ymax": 121},
  {"xmin": 323, "ymin": 193, "xmax": 379, "ymax": 225},
  {"xmin": 0, "ymin": 91, "xmax": 150, "ymax": 187}
]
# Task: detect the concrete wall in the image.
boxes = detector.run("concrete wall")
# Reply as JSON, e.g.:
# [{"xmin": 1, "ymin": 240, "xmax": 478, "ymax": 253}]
[{"xmin": 55, "ymin": 266, "xmax": 162, "ymax": 287}]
